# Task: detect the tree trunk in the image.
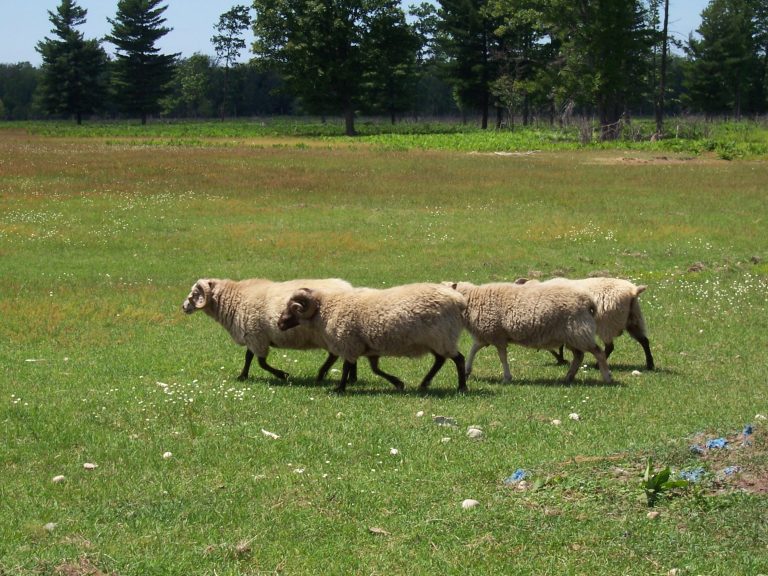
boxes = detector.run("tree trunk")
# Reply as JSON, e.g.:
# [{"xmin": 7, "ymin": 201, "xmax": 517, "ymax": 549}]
[
  {"xmin": 344, "ymin": 105, "xmax": 356, "ymax": 136},
  {"xmin": 655, "ymin": 0, "xmax": 669, "ymax": 137}
]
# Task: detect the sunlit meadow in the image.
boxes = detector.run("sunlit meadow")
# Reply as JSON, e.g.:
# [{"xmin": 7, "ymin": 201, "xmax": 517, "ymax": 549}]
[{"xmin": 1, "ymin": 123, "xmax": 767, "ymax": 575}]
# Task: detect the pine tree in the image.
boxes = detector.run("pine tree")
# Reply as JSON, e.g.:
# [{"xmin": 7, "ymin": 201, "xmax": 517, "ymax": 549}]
[
  {"xmin": 105, "ymin": 0, "xmax": 179, "ymax": 124},
  {"xmin": 685, "ymin": 0, "xmax": 760, "ymax": 117},
  {"xmin": 35, "ymin": 0, "xmax": 107, "ymax": 124}
]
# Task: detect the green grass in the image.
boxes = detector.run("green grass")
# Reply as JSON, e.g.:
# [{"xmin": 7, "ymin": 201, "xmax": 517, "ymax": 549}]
[{"xmin": 1, "ymin": 125, "xmax": 767, "ymax": 575}]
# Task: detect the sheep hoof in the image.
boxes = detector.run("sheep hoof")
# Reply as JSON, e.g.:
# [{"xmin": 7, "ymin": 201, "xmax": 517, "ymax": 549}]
[{"xmin": 237, "ymin": 373, "xmax": 249, "ymax": 382}]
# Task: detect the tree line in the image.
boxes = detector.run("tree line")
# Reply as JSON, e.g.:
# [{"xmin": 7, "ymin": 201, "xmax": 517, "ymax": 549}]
[{"xmin": 0, "ymin": 0, "xmax": 766, "ymax": 139}]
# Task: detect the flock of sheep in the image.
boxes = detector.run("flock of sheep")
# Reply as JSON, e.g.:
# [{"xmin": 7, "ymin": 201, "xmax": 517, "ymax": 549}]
[{"xmin": 182, "ymin": 275, "xmax": 654, "ymax": 392}]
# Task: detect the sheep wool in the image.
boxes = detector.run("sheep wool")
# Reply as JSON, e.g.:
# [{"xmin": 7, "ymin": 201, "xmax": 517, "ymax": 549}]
[
  {"xmin": 529, "ymin": 277, "xmax": 654, "ymax": 370},
  {"xmin": 448, "ymin": 281, "xmax": 612, "ymax": 384},
  {"xmin": 278, "ymin": 282, "xmax": 467, "ymax": 392},
  {"xmin": 182, "ymin": 277, "xmax": 352, "ymax": 381}
]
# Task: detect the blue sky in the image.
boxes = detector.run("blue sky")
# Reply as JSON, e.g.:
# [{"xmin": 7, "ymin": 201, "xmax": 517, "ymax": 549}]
[{"xmin": 0, "ymin": 0, "xmax": 710, "ymax": 66}]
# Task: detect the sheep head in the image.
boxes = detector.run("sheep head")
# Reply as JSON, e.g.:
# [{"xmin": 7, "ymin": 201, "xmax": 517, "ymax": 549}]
[
  {"xmin": 277, "ymin": 288, "xmax": 318, "ymax": 331},
  {"xmin": 182, "ymin": 279, "xmax": 215, "ymax": 314}
]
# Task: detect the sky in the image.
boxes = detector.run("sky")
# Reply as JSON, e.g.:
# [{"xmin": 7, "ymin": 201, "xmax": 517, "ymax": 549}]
[{"xmin": 0, "ymin": 0, "xmax": 710, "ymax": 66}]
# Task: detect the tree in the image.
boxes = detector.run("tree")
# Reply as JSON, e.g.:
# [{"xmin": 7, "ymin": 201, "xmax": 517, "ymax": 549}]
[
  {"xmin": 359, "ymin": 1, "xmax": 420, "ymax": 123},
  {"xmin": 251, "ymin": 0, "xmax": 416, "ymax": 135},
  {"xmin": 162, "ymin": 54, "xmax": 216, "ymax": 118},
  {"xmin": 0, "ymin": 63, "xmax": 41, "ymax": 120},
  {"xmin": 35, "ymin": 0, "xmax": 107, "ymax": 124},
  {"xmin": 651, "ymin": 0, "xmax": 670, "ymax": 135},
  {"xmin": 437, "ymin": 0, "xmax": 499, "ymax": 128},
  {"xmin": 105, "ymin": 0, "xmax": 179, "ymax": 124},
  {"xmin": 684, "ymin": 0, "xmax": 760, "ymax": 117},
  {"xmin": 549, "ymin": 0, "xmax": 653, "ymax": 140},
  {"xmin": 487, "ymin": 0, "xmax": 557, "ymax": 126},
  {"xmin": 211, "ymin": 5, "xmax": 251, "ymax": 117}
]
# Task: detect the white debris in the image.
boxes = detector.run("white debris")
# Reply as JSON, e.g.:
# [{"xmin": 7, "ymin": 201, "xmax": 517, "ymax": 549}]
[
  {"xmin": 441, "ymin": 437, "xmax": 452, "ymax": 443},
  {"xmin": 52, "ymin": 475, "xmax": 66, "ymax": 483},
  {"xmin": 162, "ymin": 452, "xmax": 173, "ymax": 459},
  {"xmin": 568, "ymin": 413, "xmax": 580, "ymax": 421},
  {"xmin": 755, "ymin": 414, "xmax": 767, "ymax": 421},
  {"xmin": 389, "ymin": 448, "xmax": 399, "ymax": 456},
  {"xmin": 466, "ymin": 426, "xmax": 484, "ymax": 439},
  {"xmin": 551, "ymin": 419, "xmax": 562, "ymax": 426},
  {"xmin": 647, "ymin": 511, "xmax": 660, "ymax": 520},
  {"xmin": 416, "ymin": 410, "xmax": 425, "ymax": 418},
  {"xmin": 631, "ymin": 370, "xmax": 642, "ymax": 376},
  {"xmin": 261, "ymin": 429, "xmax": 280, "ymax": 439},
  {"xmin": 83, "ymin": 462, "xmax": 98, "ymax": 470},
  {"xmin": 461, "ymin": 499, "xmax": 480, "ymax": 510},
  {"xmin": 43, "ymin": 522, "xmax": 57, "ymax": 532}
]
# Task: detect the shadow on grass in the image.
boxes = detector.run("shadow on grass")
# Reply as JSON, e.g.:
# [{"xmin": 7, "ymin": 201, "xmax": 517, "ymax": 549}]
[{"xmin": 469, "ymin": 376, "xmax": 626, "ymax": 388}]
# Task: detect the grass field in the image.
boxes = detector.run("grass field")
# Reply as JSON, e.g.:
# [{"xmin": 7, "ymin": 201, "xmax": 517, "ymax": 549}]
[{"xmin": 1, "ymin": 123, "xmax": 767, "ymax": 575}]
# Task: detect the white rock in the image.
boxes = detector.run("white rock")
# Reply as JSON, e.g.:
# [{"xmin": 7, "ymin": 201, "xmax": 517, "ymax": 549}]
[
  {"xmin": 647, "ymin": 511, "xmax": 660, "ymax": 520},
  {"xmin": 551, "ymin": 419, "xmax": 562, "ymax": 426},
  {"xmin": 568, "ymin": 413, "xmax": 580, "ymax": 421},
  {"xmin": 162, "ymin": 451, "xmax": 173, "ymax": 459},
  {"xmin": 631, "ymin": 370, "xmax": 642, "ymax": 376},
  {"xmin": 389, "ymin": 448, "xmax": 399, "ymax": 456},
  {"xmin": 466, "ymin": 427, "xmax": 484, "ymax": 439},
  {"xmin": 461, "ymin": 499, "xmax": 480, "ymax": 510},
  {"xmin": 52, "ymin": 475, "xmax": 66, "ymax": 483},
  {"xmin": 83, "ymin": 462, "xmax": 98, "ymax": 470},
  {"xmin": 416, "ymin": 410, "xmax": 425, "ymax": 418}
]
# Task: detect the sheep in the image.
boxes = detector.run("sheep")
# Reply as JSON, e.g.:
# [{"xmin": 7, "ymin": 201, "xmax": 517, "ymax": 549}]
[
  {"xmin": 444, "ymin": 281, "xmax": 612, "ymax": 384},
  {"xmin": 276, "ymin": 283, "xmax": 468, "ymax": 393},
  {"xmin": 182, "ymin": 277, "xmax": 353, "ymax": 381},
  {"xmin": 515, "ymin": 277, "xmax": 654, "ymax": 370}
]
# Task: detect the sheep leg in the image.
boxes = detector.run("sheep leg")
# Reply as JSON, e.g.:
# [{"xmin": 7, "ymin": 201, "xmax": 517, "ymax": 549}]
[
  {"xmin": 315, "ymin": 353, "xmax": 339, "ymax": 382},
  {"xmin": 589, "ymin": 346, "xmax": 613, "ymax": 383},
  {"xmin": 626, "ymin": 326, "xmax": 655, "ymax": 370},
  {"xmin": 603, "ymin": 340, "xmax": 615, "ymax": 360},
  {"xmin": 452, "ymin": 353, "xmax": 468, "ymax": 392},
  {"xmin": 368, "ymin": 356, "xmax": 405, "ymax": 391},
  {"xmin": 237, "ymin": 349, "xmax": 255, "ymax": 381},
  {"xmin": 465, "ymin": 340, "xmax": 485, "ymax": 378},
  {"xmin": 564, "ymin": 348, "xmax": 584, "ymax": 384},
  {"xmin": 549, "ymin": 345, "xmax": 568, "ymax": 365},
  {"xmin": 335, "ymin": 360, "xmax": 356, "ymax": 392},
  {"xmin": 419, "ymin": 353, "xmax": 446, "ymax": 390},
  {"xmin": 495, "ymin": 344, "xmax": 512, "ymax": 383},
  {"xmin": 258, "ymin": 356, "xmax": 289, "ymax": 381}
]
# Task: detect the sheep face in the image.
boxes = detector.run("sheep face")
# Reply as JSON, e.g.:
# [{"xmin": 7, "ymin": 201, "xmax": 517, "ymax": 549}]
[
  {"xmin": 277, "ymin": 288, "xmax": 318, "ymax": 331},
  {"xmin": 182, "ymin": 279, "xmax": 213, "ymax": 314}
]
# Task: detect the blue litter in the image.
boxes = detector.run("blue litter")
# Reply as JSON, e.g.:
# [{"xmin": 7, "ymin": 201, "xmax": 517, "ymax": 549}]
[
  {"xmin": 504, "ymin": 469, "xmax": 528, "ymax": 485},
  {"xmin": 743, "ymin": 425, "xmax": 753, "ymax": 436},
  {"xmin": 706, "ymin": 437, "xmax": 728, "ymax": 450},
  {"xmin": 690, "ymin": 444, "xmax": 705, "ymax": 455},
  {"xmin": 678, "ymin": 467, "xmax": 706, "ymax": 483},
  {"xmin": 723, "ymin": 466, "xmax": 742, "ymax": 476}
]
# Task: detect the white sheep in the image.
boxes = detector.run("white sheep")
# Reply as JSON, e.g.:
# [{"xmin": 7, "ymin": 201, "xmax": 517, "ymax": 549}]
[
  {"xmin": 276, "ymin": 283, "xmax": 468, "ymax": 393},
  {"xmin": 182, "ymin": 277, "xmax": 353, "ymax": 381},
  {"xmin": 516, "ymin": 277, "xmax": 654, "ymax": 370},
  {"xmin": 445, "ymin": 281, "xmax": 612, "ymax": 384}
]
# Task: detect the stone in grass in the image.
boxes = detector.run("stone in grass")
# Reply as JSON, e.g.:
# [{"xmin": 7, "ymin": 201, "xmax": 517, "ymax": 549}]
[
  {"xmin": 466, "ymin": 426, "xmax": 484, "ymax": 440},
  {"xmin": 461, "ymin": 499, "xmax": 480, "ymax": 510},
  {"xmin": 83, "ymin": 462, "xmax": 98, "ymax": 470},
  {"xmin": 52, "ymin": 475, "xmax": 66, "ymax": 483}
]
